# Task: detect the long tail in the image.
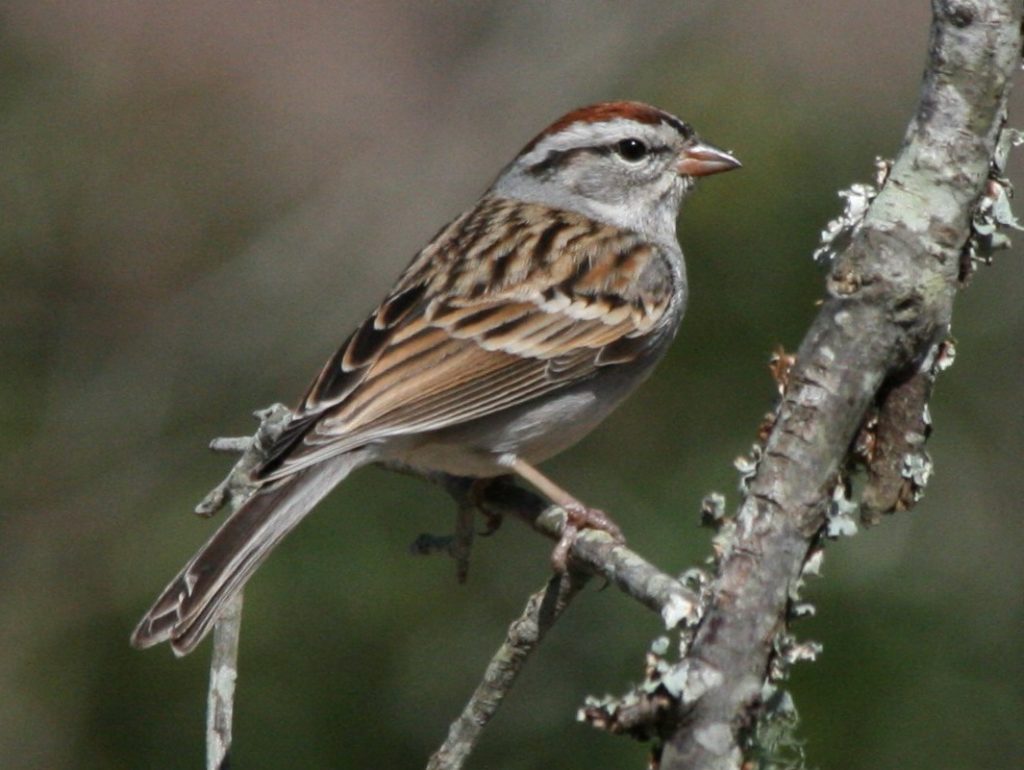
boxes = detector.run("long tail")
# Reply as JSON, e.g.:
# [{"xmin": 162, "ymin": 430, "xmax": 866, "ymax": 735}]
[{"xmin": 130, "ymin": 449, "xmax": 374, "ymax": 656}]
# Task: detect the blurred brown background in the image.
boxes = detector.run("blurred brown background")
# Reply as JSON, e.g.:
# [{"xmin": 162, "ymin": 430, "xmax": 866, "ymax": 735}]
[{"xmin": 1, "ymin": 2, "xmax": 1021, "ymax": 768}]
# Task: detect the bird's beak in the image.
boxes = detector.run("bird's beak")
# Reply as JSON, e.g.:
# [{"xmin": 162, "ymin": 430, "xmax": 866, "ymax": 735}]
[{"xmin": 677, "ymin": 141, "xmax": 741, "ymax": 177}]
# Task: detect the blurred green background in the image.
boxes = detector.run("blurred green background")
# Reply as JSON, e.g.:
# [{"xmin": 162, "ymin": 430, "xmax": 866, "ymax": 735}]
[{"xmin": 1, "ymin": 3, "xmax": 1021, "ymax": 768}]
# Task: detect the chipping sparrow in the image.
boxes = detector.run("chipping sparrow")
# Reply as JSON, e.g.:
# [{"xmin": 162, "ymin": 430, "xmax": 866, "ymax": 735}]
[{"xmin": 132, "ymin": 101, "xmax": 740, "ymax": 656}]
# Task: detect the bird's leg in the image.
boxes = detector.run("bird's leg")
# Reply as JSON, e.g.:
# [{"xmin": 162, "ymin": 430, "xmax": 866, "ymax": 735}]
[
  {"xmin": 468, "ymin": 477, "xmax": 505, "ymax": 536},
  {"xmin": 497, "ymin": 454, "xmax": 625, "ymax": 571}
]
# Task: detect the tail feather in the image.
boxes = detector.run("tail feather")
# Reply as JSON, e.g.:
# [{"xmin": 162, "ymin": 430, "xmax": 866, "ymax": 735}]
[{"xmin": 131, "ymin": 449, "xmax": 374, "ymax": 656}]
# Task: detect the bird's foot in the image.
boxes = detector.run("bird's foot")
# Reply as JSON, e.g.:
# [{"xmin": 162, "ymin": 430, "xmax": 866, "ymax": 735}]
[{"xmin": 550, "ymin": 502, "xmax": 625, "ymax": 572}]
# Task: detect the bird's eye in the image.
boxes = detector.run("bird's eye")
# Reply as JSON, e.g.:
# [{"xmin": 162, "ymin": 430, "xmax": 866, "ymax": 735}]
[{"xmin": 615, "ymin": 138, "xmax": 649, "ymax": 162}]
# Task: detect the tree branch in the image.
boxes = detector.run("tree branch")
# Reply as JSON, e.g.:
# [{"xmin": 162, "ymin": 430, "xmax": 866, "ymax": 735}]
[{"xmin": 657, "ymin": 2, "xmax": 1022, "ymax": 768}]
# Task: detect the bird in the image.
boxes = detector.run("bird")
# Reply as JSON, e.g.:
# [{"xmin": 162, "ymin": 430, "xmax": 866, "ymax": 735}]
[{"xmin": 131, "ymin": 100, "xmax": 740, "ymax": 656}]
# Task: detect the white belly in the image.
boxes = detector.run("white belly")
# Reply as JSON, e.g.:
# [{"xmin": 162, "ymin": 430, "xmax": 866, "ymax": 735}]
[{"xmin": 382, "ymin": 364, "xmax": 652, "ymax": 478}]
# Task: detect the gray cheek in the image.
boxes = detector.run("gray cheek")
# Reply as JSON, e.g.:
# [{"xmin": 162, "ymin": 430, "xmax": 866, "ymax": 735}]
[{"xmin": 575, "ymin": 164, "xmax": 632, "ymax": 205}]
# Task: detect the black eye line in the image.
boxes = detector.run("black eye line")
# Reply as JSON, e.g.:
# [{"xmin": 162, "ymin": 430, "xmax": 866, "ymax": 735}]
[
  {"xmin": 526, "ymin": 147, "xmax": 581, "ymax": 176},
  {"xmin": 525, "ymin": 142, "xmax": 669, "ymax": 177}
]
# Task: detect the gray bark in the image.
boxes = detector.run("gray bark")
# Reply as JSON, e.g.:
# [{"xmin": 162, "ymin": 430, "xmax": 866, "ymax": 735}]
[{"xmin": 658, "ymin": 2, "xmax": 1022, "ymax": 767}]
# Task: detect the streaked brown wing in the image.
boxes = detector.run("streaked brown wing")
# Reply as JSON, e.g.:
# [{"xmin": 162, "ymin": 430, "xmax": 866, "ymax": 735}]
[{"xmin": 257, "ymin": 196, "xmax": 676, "ymax": 481}]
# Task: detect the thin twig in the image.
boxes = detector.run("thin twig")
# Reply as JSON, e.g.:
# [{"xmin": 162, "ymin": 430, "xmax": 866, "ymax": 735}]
[
  {"xmin": 426, "ymin": 571, "xmax": 587, "ymax": 770},
  {"xmin": 197, "ymin": 403, "xmax": 293, "ymax": 769},
  {"xmin": 470, "ymin": 479, "xmax": 702, "ymax": 626},
  {"xmin": 410, "ymin": 472, "xmax": 704, "ymax": 623},
  {"xmin": 195, "ymin": 403, "xmax": 293, "ymax": 518},
  {"xmin": 206, "ymin": 591, "xmax": 244, "ymax": 770}
]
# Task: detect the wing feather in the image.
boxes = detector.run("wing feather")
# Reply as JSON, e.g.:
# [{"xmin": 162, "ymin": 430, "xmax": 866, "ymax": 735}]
[{"xmin": 257, "ymin": 196, "xmax": 678, "ymax": 482}]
